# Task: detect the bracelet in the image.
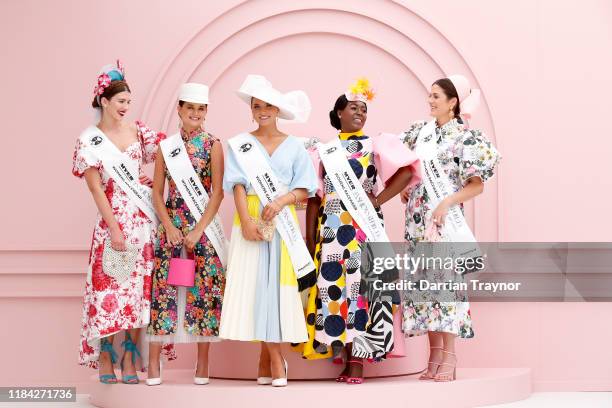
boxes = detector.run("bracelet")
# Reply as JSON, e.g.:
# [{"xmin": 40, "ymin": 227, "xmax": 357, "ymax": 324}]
[{"xmin": 288, "ymin": 191, "xmax": 298, "ymax": 205}]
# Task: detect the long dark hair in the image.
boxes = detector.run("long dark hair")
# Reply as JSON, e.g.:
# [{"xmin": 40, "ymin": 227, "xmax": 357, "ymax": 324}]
[{"xmin": 433, "ymin": 78, "xmax": 461, "ymax": 121}]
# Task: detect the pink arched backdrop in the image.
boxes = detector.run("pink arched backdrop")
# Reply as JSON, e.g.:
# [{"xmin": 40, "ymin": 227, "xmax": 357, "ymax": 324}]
[{"xmin": 1, "ymin": 0, "xmax": 611, "ymax": 392}]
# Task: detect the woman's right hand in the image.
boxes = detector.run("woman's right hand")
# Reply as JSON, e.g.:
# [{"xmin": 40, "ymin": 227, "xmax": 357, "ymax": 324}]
[
  {"xmin": 110, "ymin": 227, "xmax": 127, "ymax": 251},
  {"xmin": 242, "ymin": 218, "xmax": 264, "ymax": 241},
  {"xmin": 165, "ymin": 225, "xmax": 184, "ymax": 247},
  {"xmin": 400, "ymin": 190, "xmax": 410, "ymax": 204}
]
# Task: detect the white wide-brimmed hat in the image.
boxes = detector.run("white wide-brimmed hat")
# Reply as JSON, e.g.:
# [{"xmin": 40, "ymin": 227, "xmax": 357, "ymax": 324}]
[
  {"xmin": 178, "ymin": 82, "xmax": 209, "ymax": 105},
  {"xmin": 236, "ymin": 74, "xmax": 311, "ymax": 122}
]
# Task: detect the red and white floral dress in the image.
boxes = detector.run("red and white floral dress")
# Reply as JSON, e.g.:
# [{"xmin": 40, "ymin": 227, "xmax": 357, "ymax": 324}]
[{"xmin": 72, "ymin": 121, "xmax": 168, "ymax": 368}]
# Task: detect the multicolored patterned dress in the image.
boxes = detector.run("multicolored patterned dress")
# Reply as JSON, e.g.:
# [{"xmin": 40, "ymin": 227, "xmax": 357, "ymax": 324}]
[
  {"xmin": 219, "ymin": 134, "xmax": 317, "ymax": 343},
  {"xmin": 147, "ymin": 129, "xmax": 225, "ymax": 345},
  {"xmin": 72, "ymin": 121, "xmax": 164, "ymax": 368},
  {"xmin": 298, "ymin": 130, "xmax": 420, "ymax": 360},
  {"xmin": 401, "ymin": 118, "xmax": 501, "ymax": 338}
]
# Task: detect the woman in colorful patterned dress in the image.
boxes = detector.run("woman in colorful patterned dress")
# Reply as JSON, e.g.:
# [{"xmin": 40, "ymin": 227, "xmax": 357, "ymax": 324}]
[
  {"xmin": 220, "ymin": 75, "xmax": 317, "ymax": 387},
  {"xmin": 146, "ymin": 83, "xmax": 225, "ymax": 386},
  {"xmin": 72, "ymin": 61, "xmax": 164, "ymax": 384},
  {"xmin": 401, "ymin": 75, "xmax": 501, "ymax": 381},
  {"xmin": 300, "ymin": 79, "xmax": 420, "ymax": 384}
]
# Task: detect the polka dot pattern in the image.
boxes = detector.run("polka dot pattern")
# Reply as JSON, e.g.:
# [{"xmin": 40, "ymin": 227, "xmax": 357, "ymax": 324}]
[{"xmin": 302, "ymin": 133, "xmax": 386, "ymax": 358}]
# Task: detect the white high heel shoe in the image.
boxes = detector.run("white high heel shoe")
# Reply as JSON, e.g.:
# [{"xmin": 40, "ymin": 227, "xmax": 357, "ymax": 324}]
[
  {"xmin": 271, "ymin": 359, "xmax": 288, "ymax": 387},
  {"xmin": 145, "ymin": 359, "xmax": 163, "ymax": 386},
  {"xmin": 256, "ymin": 376, "xmax": 273, "ymax": 385},
  {"xmin": 194, "ymin": 361, "xmax": 210, "ymax": 385},
  {"xmin": 257, "ymin": 359, "xmax": 272, "ymax": 385}
]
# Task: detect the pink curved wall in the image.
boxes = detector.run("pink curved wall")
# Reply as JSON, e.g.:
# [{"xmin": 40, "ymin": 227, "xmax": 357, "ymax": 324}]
[{"xmin": 1, "ymin": 0, "xmax": 611, "ymax": 391}]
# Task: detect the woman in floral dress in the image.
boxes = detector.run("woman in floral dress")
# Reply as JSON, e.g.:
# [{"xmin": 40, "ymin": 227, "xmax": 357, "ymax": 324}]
[
  {"xmin": 72, "ymin": 61, "xmax": 165, "ymax": 384},
  {"xmin": 299, "ymin": 79, "xmax": 420, "ymax": 384},
  {"xmin": 146, "ymin": 83, "xmax": 225, "ymax": 386},
  {"xmin": 401, "ymin": 75, "xmax": 501, "ymax": 381}
]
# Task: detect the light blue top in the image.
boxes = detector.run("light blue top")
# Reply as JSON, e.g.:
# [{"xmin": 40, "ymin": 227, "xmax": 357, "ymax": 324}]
[{"xmin": 223, "ymin": 133, "xmax": 318, "ymax": 197}]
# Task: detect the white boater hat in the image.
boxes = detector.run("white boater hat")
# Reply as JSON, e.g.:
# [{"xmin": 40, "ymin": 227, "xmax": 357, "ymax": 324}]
[
  {"xmin": 178, "ymin": 82, "xmax": 209, "ymax": 104},
  {"xmin": 236, "ymin": 74, "xmax": 311, "ymax": 122}
]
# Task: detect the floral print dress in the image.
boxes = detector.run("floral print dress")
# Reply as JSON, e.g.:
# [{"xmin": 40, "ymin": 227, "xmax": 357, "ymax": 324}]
[
  {"xmin": 401, "ymin": 118, "xmax": 501, "ymax": 338},
  {"xmin": 147, "ymin": 129, "xmax": 225, "ymax": 344},
  {"xmin": 72, "ymin": 121, "xmax": 165, "ymax": 368}
]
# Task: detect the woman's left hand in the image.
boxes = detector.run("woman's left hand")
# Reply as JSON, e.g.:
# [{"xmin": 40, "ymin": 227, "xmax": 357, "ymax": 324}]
[
  {"xmin": 184, "ymin": 228, "xmax": 204, "ymax": 252},
  {"xmin": 139, "ymin": 174, "xmax": 153, "ymax": 187},
  {"xmin": 431, "ymin": 200, "xmax": 450, "ymax": 227},
  {"xmin": 261, "ymin": 199, "xmax": 283, "ymax": 222}
]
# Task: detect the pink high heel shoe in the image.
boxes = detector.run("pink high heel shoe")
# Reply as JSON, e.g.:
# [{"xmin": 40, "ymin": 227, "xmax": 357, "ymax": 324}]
[
  {"xmin": 434, "ymin": 350, "xmax": 457, "ymax": 382},
  {"xmin": 419, "ymin": 346, "xmax": 443, "ymax": 380}
]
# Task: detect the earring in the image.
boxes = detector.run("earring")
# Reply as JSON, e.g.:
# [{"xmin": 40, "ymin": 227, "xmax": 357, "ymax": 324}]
[{"xmin": 449, "ymin": 107, "xmax": 454, "ymax": 119}]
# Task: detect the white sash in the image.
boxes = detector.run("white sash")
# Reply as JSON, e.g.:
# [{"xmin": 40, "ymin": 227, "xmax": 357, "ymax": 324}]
[
  {"xmin": 415, "ymin": 121, "xmax": 480, "ymax": 257},
  {"xmin": 317, "ymin": 138, "xmax": 390, "ymax": 243},
  {"xmin": 227, "ymin": 133, "xmax": 315, "ymax": 279},
  {"xmin": 160, "ymin": 133, "xmax": 228, "ymax": 266},
  {"xmin": 82, "ymin": 126, "xmax": 158, "ymax": 224}
]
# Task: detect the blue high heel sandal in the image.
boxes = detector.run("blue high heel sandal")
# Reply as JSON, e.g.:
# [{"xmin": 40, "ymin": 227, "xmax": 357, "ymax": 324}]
[
  {"xmin": 98, "ymin": 338, "xmax": 118, "ymax": 384},
  {"xmin": 120, "ymin": 332, "xmax": 142, "ymax": 384}
]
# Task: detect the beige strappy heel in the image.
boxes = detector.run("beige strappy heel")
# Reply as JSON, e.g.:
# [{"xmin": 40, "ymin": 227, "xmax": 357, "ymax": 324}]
[
  {"xmin": 419, "ymin": 346, "xmax": 443, "ymax": 380},
  {"xmin": 434, "ymin": 350, "xmax": 457, "ymax": 382}
]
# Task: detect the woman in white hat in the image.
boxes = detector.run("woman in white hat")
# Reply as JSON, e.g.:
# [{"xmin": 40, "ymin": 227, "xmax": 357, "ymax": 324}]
[
  {"xmin": 146, "ymin": 83, "xmax": 226, "ymax": 386},
  {"xmin": 401, "ymin": 75, "xmax": 501, "ymax": 381},
  {"xmin": 72, "ymin": 60, "xmax": 165, "ymax": 384},
  {"xmin": 219, "ymin": 75, "xmax": 317, "ymax": 387}
]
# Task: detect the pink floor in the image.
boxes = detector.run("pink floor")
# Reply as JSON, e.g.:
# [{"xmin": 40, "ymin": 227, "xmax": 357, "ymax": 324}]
[{"xmin": 89, "ymin": 368, "xmax": 532, "ymax": 408}]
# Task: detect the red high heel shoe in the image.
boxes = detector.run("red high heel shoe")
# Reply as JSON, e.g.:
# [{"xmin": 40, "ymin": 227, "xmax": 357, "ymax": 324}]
[{"xmin": 346, "ymin": 360, "xmax": 364, "ymax": 385}]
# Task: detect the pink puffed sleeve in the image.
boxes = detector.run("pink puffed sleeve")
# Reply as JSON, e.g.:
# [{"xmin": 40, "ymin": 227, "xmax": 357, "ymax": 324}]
[
  {"xmin": 301, "ymin": 137, "xmax": 324, "ymax": 197},
  {"xmin": 373, "ymin": 132, "xmax": 421, "ymax": 190},
  {"xmin": 136, "ymin": 120, "xmax": 166, "ymax": 164}
]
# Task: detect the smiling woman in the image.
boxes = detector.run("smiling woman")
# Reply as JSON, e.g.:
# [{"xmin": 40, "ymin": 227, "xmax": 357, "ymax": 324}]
[
  {"xmin": 401, "ymin": 74, "xmax": 501, "ymax": 383},
  {"xmin": 72, "ymin": 60, "xmax": 166, "ymax": 385},
  {"xmin": 219, "ymin": 74, "xmax": 317, "ymax": 387},
  {"xmin": 296, "ymin": 78, "xmax": 421, "ymax": 385},
  {"xmin": 146, "ymin": 82, "xmax": 226, "ymax": 387}
]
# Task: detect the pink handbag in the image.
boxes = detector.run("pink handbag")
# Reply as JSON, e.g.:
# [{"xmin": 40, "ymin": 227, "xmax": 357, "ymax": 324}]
[{"xmin": 167, "ymin": 247, "xmax": 195, "ymax": 287}]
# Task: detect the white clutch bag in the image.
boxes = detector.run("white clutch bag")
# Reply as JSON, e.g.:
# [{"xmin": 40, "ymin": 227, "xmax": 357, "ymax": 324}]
[{"xmin": 102, "ymin": 239, "xmax": 138, "ymax": 283}]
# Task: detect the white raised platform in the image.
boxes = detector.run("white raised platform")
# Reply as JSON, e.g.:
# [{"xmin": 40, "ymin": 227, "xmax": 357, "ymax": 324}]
[{"xmin": 89, "ymin": 368, "xmax": 532, "ymax": 408}]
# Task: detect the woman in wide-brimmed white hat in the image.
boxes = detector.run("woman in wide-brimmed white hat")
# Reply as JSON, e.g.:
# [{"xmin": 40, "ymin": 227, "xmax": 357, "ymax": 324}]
[{"xmin": 219, "ymin": 75, "xmax": 317, "ymax": 387}]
